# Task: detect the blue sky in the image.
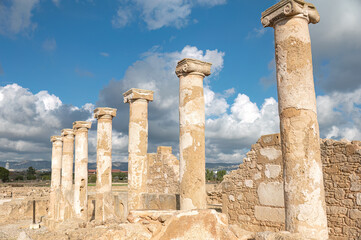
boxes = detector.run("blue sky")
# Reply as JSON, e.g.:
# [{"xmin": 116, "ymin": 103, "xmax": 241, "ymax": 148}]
[{"xmin": 0, "ymin": 0, "xmax": 360, "ymax": 164}]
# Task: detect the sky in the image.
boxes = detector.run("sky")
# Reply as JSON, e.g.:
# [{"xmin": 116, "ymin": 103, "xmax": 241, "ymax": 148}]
[{"xmin": 0, "ymin": 0, "xmax": 360, "ymax": 164}]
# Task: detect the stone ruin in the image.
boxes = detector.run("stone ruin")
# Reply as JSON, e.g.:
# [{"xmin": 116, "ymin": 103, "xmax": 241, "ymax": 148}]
[
  {"xmin": 222, "ymin": 134, "xmax": 361, "ymax": 240},
  {"xmin": 2, "ymin": 1, "xmax": 360, "ymax": 239}
]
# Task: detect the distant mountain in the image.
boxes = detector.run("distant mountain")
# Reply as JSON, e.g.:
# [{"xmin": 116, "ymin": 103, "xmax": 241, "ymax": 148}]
[{"xmin": 2, "ymin": 161, "xmax": 239, "ymax": 172}]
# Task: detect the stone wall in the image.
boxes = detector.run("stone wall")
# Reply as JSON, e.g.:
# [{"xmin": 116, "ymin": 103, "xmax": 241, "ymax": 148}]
[
  {"xmin": 146, "ymin": 146, "xmax": 179, "ymax": 194},
  {"xmin": 221, "ymin": 134, "xmax": 361, "ymax": 240}
]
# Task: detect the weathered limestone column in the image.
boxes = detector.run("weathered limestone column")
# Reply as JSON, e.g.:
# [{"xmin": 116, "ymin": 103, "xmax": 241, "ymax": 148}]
[
  {"xmin": 73, "ymin": 121, "xmax": 92, "ymax": 221},
  {"xmin": 49, "ymin": 136, "xmax": 62, "ymax": 220},
  {"xmin": 60, "ymin": 129, "xmax": 75, "ymax": 220},
  {"xmin": 123, "ymin": 88, "xmax": 153, "ymax": 210},
  {"xmin": 175, "ymin": 58, "xmax": 211, "ymax": 210},
  {"xmin": 261, "ymin": 1, "xmax": 328, "ymax": 239},
  {"xmin": 94, "ymin": 107, "xmax": 117, "ymax": 221}
]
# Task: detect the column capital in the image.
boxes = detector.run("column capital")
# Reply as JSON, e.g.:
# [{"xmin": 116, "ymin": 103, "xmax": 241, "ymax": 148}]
[
  {"xmin": 261, "ymin": 0, "xmax": 320, "ymax": 28},
  {"xmin": 73, "ymin": 121, "xmax": 92, "ymax": 131},
  {"xmin": 175, "ymin": 58, "xmax": 212, "ymax": 77},
  {"xmin": 61, "ymin": 129, "xmax": 75, "ymax": 137},
  {"xmin": 94, "ymin": 107, "xmax": 117, "ymax": 119},
  {"xmin": 123, "ymin": 88, "xmax": 154, "ymax": 103},
  {"xmin": 51, "ymin": 136, "xmax": 62, "ymax": 143}
]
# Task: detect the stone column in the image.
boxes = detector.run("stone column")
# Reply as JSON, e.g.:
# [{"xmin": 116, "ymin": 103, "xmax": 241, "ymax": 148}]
[
  {"xmin": 73, "ymin": 121, "xmax": 92, "ymax": 221},
  {"xmin": 60, "ymin": 129, "xmax": 75, "ymax": 220},
  {"xmin": 94, "ymin": 107, "xmax": 117, "ymax": 221},
  {"xmin": 49, "ymin": 136, "xmax": 62, "ymax": 220},
  {"xmin": 261, "ymin": 1, "xmax": 328, "ymax": 239},
  {"xmin": 175, "ymin": 58, "xmax": 212, "ymax": 210},
  {"xmin": 123, "ymin": 88, "xmax": 153, "ymax": 210}
]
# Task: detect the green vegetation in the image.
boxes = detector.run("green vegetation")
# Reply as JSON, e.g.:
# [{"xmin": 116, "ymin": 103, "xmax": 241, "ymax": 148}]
[
  {"xmin": 26, "ymin": 166, "xmax": 37, "ymax": 180},
  {"xmin": 112, "ymin": 172, "xmax": 128, "ymax": 181},
  {"xmin": 88, "ymin": 174, "xmax": 97, "ymax": 183},
  {"xmin": 0, "ymin": 167, "xmax": 10, "ymax": 182},
  {"xmin": 206, "ymin": 169, "xmax": 227, "ymax": 182}
]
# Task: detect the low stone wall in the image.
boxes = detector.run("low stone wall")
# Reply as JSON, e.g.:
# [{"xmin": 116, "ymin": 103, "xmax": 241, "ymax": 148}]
[
  {"xmin": 147, "ymin": 146, "xmax": 179, "ymax": 194},
  {"xmin": 0, "ymin": 186, "xmax": 50, "ymax": 199},
  {"xmin": 222, "ymin": 134, "xmax": 361, "ymax": 240}
]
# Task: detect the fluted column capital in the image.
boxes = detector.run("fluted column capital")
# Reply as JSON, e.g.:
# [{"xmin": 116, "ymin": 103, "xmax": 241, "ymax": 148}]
[
  {"xmin": 61, "ymin": 129, "xmax": 75, "ymax": 138},
  {"xmin": 261, "ymin": 0, "xmax": 320, "ymax": 28},
  {"xmin": 94, "ymin": 107, "xmax": 117, "ymax": 120},
  {"xmin": 51, "ymin": 136, "xmax": 62, "ymax": 143},
  {"xmin": 175, "ymin": 58, "xmax": 212, "ymax": 77},
  {"xmin": 123, "ymin": 88, "xmax": 154, "ymax": 103},
  {"xmin": 73, "ymin": 121, "xmax": 92, "ymax": 132}
]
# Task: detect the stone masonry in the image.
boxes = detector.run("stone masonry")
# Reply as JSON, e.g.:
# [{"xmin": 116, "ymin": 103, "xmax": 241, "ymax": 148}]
[
  {"xmin": 176, "ymin": 58, "xmax": 212, "ymax": 210},
  {"xmin": 147, "ymin": 146, "xmax": 179, "ymax": 195},
  {"xmin": 49, "ymin": 136, "xmax": 63, "ymax": 220},
  {"xmin": 94, "ymin": 107, "xmax": 117, "ymax": 222},
  {"xmin": 59, "ymin": 128, "xmax": 75, "ymax": 221},
  {"xmin": 123, "ymin": 88, "xmax": 153, "ymax": 211},
  {"xmin": 222, "ymin": 134, "xmax": 361, "ymax": 240},
  {"xmin": 262, "ymin": 1, "xmax": 327, "ymax": 239},
  {"xmin": 73, "ymin": 121, "xmax": 92, "ymax": 221}
]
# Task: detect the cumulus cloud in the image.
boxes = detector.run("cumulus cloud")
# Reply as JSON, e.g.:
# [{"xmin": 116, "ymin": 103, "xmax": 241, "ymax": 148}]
[
  {"xmin": 317, "ymin": 88, "xmax": 361, "ymax": 140},
  {"xmin": 97, "ymin": 45, "xmax": 281, "ymax": 163},
  {"xmin": 112, "ymin": 0, "xmax": 226, "ymax": 30},
  {"xmin": 310, "ymin": 0, "xmax": 361, "ymax": 93},
  {"xmin": 0, "ymin": 84, "xmax": 93, "ymax": 162},
  {"xmin": 0, "ymin": 0, "xmax": 39, "ymax": 36}
]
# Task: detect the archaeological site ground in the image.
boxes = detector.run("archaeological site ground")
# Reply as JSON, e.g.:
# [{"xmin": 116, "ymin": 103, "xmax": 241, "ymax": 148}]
[{"xmin": 0, "ymin": 1, "xmax": 360, "ymax": 240}]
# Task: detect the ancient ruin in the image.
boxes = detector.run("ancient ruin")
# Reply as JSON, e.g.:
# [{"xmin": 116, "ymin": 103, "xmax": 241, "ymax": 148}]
[
  {"xmin": 123, "ymin": 88, "xmax": 153, "ymax": 210},
  {"xmin": 1, "ymin": 1, "xmax": 360, "ymax": 239},
  {"xmin": 93, "ymin": 107, "xmax": 117, "ymax": 222},
  {"xmin": 261, "ymin": 0, "xmax": 328, "ymax": 238},
  {"xmin": 73, "ymin": 121, "xmax": 92, "ymax": 221},
  {"xmin": 49, "ymin": 136, "xmax": 62, "ymax": 220},
  {"xmin": 59, "ymin": 128, "xmax": 75, "ymax": 221},
  {"xmin": 176, "ymin": 58, "xmax": 211, "ymax": 210}
]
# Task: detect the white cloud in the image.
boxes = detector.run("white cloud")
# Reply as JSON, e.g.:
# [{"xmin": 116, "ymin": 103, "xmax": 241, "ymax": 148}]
[
  {"xmin": 112, "ymin": 0, "xmax": 226, "ymax": 30},
  {"xmin": 0, "ymin": 84, "xmax": 93, "ymax": 162},
  {"xmin": 42, "ymin": 38, "xmax": 57, "ymax": 52},
  {"xmin": 317, "ymin": 88, "xmax": 361, "ymax": 140},
  {"xmin": 0, "ymin": 0, "xmax": 39, "ymax": 36}
]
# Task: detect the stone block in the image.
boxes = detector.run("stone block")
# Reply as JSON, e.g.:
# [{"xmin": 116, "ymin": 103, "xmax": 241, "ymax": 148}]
[
  {"xmin": 259, "ymin": 147, "xmax": 282, "ymax": 162},
  {"xmin": 327, "ymin": 206, "xmax": 347, "ymax": 215},
  {"xmin": 257, "ymin": 182, "xmax": 284, "ymax": 207},
  {"xmin": 356, "ymin": 193, "xmax": 361, "ymax": 206},
  {"xmin": 349, "ymin": 209, "xmax": 361, "ymax": 220},
  {"xmin": 264, "ymin": 164, "xmax": 281, "ymax": 179},
  {"xmin": 254, "ymin": 206, "xmax": 285, "ymax": 223},
  {"xmin": 141, "ymin": 193, "xmax": 177, "ymax": 210}
]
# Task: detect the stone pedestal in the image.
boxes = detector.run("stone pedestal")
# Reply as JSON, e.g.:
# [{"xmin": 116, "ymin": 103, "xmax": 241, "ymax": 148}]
[
  {"xmin": 262, "ymin": 1, "xmax": 328, "ymax": 239},
  {"xmin": 73, "ymin": 121, "xmax": 92, "ymax": 221},
  {"xmin": 49, "ymin": 136, "xmax": 62, "ymax": 220},
  {"xmin": 60, "ymin": 129, "xmax": 75, "ymax": 220},
  {"xmin": 123, "ymin": 88, "xmax": 154, "ymax": 211},
  {"xmin": 94, "ymin": 107, "xmax": 117, "ymax": 221},
  {"xmin": 175, "ymin": 58, "xmax": 212, "ymax": 210}
]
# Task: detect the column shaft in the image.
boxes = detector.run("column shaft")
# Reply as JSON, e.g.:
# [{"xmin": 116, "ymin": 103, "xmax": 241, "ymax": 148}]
[
  {"xmin": 60, "ymin": 129, "xmax": 75, "ymax": 220},
  {"xmin": 176, "ymin": 58, "xmax": 211, "ymax": 210},
  {"xmin": 123, "ymin": 88, "xmax": 153, "ymax": 211},
  {"xmin": 73, "ymin": 121, "xmax": 91, "ymax": 221},
  {"xmin": 49, "ymin": 136, "xmax": 62, "ymax": 220},
  {"xmin": 94, "ymin": 108, "xmax": 117, "ymax": 222},
  {"xmin": 261, "ymin": 1, "xmax": 328, "ymax": 238}
]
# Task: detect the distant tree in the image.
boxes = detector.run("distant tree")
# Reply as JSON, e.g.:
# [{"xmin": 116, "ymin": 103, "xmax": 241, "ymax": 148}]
[
  {"xmin": 118, "ymin": 172, "xmax": 127, "ymax": 181},
  {"xmin": 0, "ymin": 167, "xmax": 10, "ymax": 182},
  {"xmin": 89, "ymin": 174, "xmax": 96, "ymax": 183},
  {"xmin": 15, "ymin": 175, "xmax": 24, "ymax": 181},
  {"xmin": 216, "ymin": 170, "xmax": 227, "ymax": 182},
  {"xmin": 206, "ymin": 169, "xmax": 215, "ymax": 182},
  {"xmin": 26, "ymin": 167, "xmax": 37, "ymax": 180}
]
